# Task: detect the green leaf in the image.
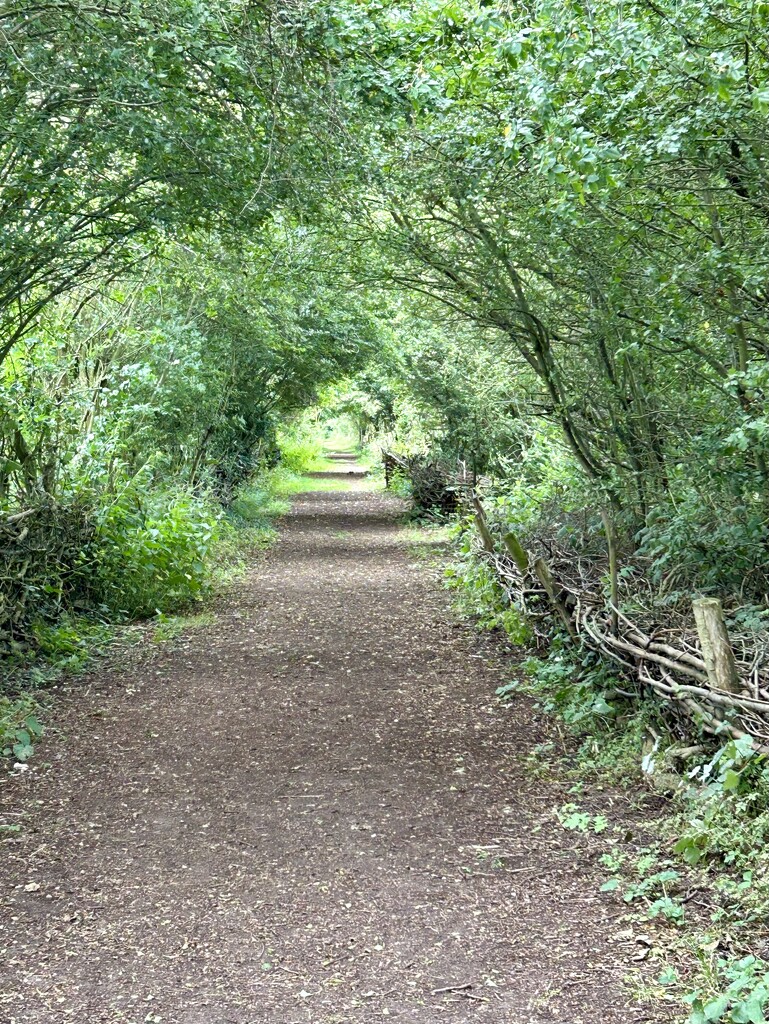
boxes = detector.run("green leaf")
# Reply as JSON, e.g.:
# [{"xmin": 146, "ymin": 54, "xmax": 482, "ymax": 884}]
[
  {"xmin": 24, "ymin": 716, "xmax": 43, "ymax": 738},
  {"xmin": 731, "ymin": 996, "xmax": 767, "ymax": 1023},
  {"xmin": 703, "ymin": 995, "xmax": 730, "ymax": 1021}
]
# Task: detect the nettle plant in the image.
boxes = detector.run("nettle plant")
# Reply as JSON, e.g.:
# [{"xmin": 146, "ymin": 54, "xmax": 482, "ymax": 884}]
[
  {"xmin": 0, "ymin": 697, "xmax": 43, "ymax": 763},
  {"xmin": 683, "ymin": 956, "xmax": 769, "ymax": 1024},
  {"xmin": 673, "ymin": 738, "xmax": 769, "ymax": 868}
]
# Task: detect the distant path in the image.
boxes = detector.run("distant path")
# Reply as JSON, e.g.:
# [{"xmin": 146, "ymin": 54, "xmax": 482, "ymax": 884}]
[{"xmin": 0, "ymin": 458, "xmax": 672, "ymax": 1023}]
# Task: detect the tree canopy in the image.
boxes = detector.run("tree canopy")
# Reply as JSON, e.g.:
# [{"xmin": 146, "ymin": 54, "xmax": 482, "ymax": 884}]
[
  {"xmin": 2, "ymin": 0, "xmax": 769, "ymax": 631},
  {"xmin": 5, "ymin": 7, "xmax": 769, "ymax": 1015}
]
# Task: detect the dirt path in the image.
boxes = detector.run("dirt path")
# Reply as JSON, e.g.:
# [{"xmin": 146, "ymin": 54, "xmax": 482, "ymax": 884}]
[{"xmin": 1, "ymin": 461, "xmax": 674, "ymax": 1023}]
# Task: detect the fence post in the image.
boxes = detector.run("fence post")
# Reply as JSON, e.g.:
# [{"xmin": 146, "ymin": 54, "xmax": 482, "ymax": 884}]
[
  {"xmin": 692, "ymin": 597, "xmax": 741, "ymax": 694},
  {"xmin": 471, "ymin": 496, "xmax": 496, "ymax": 554},
  {"xmin": 503, "ymin": 531, "xmax": 529, "ymax": 573},
  {"xmin": 533, "ymin": 556, "xmax": 576, "ymax": 639},
  {"xmin": 600, "ymin": 509, "xmax": 619, "ymax": 636}
]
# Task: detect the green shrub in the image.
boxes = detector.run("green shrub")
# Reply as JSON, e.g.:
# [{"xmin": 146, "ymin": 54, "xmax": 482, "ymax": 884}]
[
  {"xmin": 387, "ymin": 468, "xmax": 412, "ymax": 500},
  {"xmin": 444, "ymin": 524, "xmax": 531, "ymax": 642},
  {"xmin": 637, "ymin": 494, "xmax": 769, "ymax": 603},
  {"xmin": 671, "ymin": 739, "xmax": 769, "ymax": 869},
  {"xmin": 89, "ymin": 490, "xmax": 222, "ymax": 619},
  {"xmin": 29, "ymin": 618, "xmax": 113, "ymax": 675},
  {"xmin": 0, "ymin": 499, "xmax": 97, "ymax": 655},
  {"xmin": 1, "ymin": 694, "xmax": 43, "ymax": 762},
  {"xmin": 276, "ymin": 425, "xmax": 324, "ymax": 473},
  {"xmin": 517, "ymin": 651, "xmax": 620, "ymax": 726},
  {"xmin": 228, "ymin": 480, "xmax": 290, "ymax": 531}
]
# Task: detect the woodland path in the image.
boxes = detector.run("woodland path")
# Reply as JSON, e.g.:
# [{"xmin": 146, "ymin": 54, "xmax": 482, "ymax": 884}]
[{"xmin": 1, "ymin": 457, "xmax": 674, "ymax": 1024}]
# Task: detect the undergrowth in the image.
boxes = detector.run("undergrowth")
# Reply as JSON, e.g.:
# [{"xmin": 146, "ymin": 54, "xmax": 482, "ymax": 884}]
[
  {"xmin": 444, "ymin": 522, "xmax": 532, "ymax": 644},
  {"xmin": 444, "ymin": 521, "xmax": 769, "ymax": 1023},
  {"xmin": 0, "ymin": 460, "xmax": 320, "ymax": 766},
  {"xmin": 1, "ymin": 694, "xmax": 43, "ymax": 767}
]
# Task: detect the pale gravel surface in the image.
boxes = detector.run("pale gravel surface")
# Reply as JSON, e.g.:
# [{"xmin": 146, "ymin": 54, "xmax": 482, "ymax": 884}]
[{"xmin": 0, "ymin": 460, "xmax": 676, "ymax": 1023}]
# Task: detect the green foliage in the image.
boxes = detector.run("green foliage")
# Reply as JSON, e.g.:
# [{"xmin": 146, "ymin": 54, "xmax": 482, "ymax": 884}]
[
  {"xmin": 684, "ymin": 958, "xmax": 769, "ymax": 1024},
  {"xmin": 444, "ymin": 526, "xmax": 531, "ymax": 642},
  {"xmin": 313, "ymin": 0, "xmax": 769, "ymax": 602},
  {"xmin": 30, "ymin": 619, "xmax": 113, "ymax": 676},
  {"xmin": 518, "ymin": 652, "xmax": 621, "ymax": 728},
  {"xmin": 0, "ymin": 0, "xmax": 322, "ymax": 357},
  {"xmin": 0, "ymin": 696, "xmax": 43, "ymax": 763},
  {"xmin": 386, "ymin": 469, "xmax": 413, "ymax": 502},
  {"xmin": 89, "ymin": 490, "xmax": 222, "ymax": 620},
  {"xmin": 557, "ymin": 803, "xmax": 609, "ymax": 835},
  {"xmin": 276, "ymin": 427, "xmax": 325, "ymax": 475},
  {"xmin": 228, "ymin": 483, "xmax": 289, "ymax": 534},
  {"xmin": 5, "ymin": 2, "xmax": 769, "ymax": 1012},
  {"xmin": 620, "ymin": 867, "xmax": 681, "ymax": 905},
  {"xmin": 637, "ymin": 487, "xmax": 769, "ymax": 601},
  {"xmin": 671, "ymin": 739, "xmax": 769, "ymax": 869}
]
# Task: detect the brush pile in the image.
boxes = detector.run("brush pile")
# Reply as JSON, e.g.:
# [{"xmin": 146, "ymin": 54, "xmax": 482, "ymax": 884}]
[
  {"xmin": 383, "ymin": 450, "xmax": 463, "ymax": 516},
  {"xmin": 472, "ymin": 501, "xmax": 769, "ymax": 749}
]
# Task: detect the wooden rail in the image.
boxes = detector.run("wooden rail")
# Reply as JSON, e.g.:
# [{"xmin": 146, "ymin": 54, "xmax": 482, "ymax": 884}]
[{"xmin": 470, "ymin": 495, "xmax": 769, "ymax": 749}]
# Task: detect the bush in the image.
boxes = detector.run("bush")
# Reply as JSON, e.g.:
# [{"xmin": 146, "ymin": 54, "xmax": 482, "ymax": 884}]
[
  {"xmin": 88, "ymin": 489, "xmax": 223, "ymax": 619},
  {"xmin": 445, "ymin": 525, "xmax": 531, "ymax": 643},
  {"xmin": 228, "ymin": 481, "xmax": 289, "ymax": 532},
  {"xmin": 671, "ymin": 738, "xmax": 769, "ymax": 869},
  {"xmin": 637, "ymin": 492, "xmax": 769, "ymax": 603},
  {"xmin": 276, "ymin": 424, "xmax": 324, "ymax": 474},
  {"xmin": 0, "ymin": 500, "xmax": 97, "ymax": 656}
]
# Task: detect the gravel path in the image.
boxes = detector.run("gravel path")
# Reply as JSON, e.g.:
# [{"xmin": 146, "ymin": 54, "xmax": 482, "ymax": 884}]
[{"xmin": 0, "ymin": 461, "xmax": 675, "ymax": 1023}]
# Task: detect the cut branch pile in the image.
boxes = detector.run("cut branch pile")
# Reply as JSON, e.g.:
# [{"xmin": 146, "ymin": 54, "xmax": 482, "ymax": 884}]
[
  {"xmin": 470, "ymin": 497, "xmax": 769, "ymax": 749},
  {"xmin": 383, "ymin": 449, "xmax": 467, "ymax": 515},
  {"xmin": 0, "ymin": 501, "xmax": 95, "ymax": 653}
]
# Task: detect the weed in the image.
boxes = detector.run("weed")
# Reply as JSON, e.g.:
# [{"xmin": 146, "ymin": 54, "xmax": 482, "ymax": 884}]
[
  {"xmin": 682, "ymin": 956, "xmax": 769, "ymax": 1023},
  {"xmin": 600, "ymin": 849, "xmax": 627, "ymax": 873},
  {"xmin": 445, "ymin": 538, "xmax": 531, "ymax": 643},
  {"xmin": 557, "ymin": 802, "xmax": 609, "ymax": 834},
  {"xmin": 1, "ymin": 695, "xmax": 43, "ymax": 762},
  {"xmin": 522, "ymin": 740, "xmax": 557, "ymax": 779}
]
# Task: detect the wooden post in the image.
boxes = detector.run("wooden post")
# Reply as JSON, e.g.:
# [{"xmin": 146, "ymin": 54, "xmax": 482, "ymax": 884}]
[
  {"xmin": 692, "ymin": 598, "xmax": 741, "ymax": 694},
  {"xmin": 533, "ymin": 556, "xmax": 576, "ymax": 639},
  {"xmin": 600, "ymin": 509, "xmax": 619, "ymax": 636},
  {"xmin": 471, "ymin": 496, "xmax": 495, "ymax": 554},
  {"xmin": 503, "ymin": 531, "xmax": 529, "ymax": 573}
]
